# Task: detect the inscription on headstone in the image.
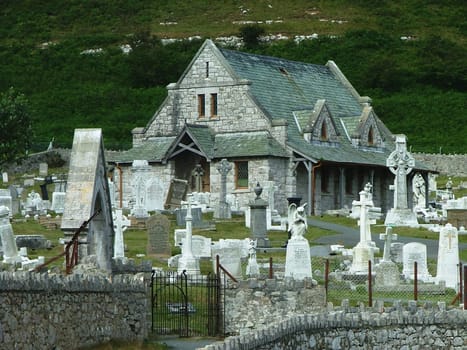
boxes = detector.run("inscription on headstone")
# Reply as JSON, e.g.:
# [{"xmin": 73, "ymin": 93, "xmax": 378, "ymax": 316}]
[{"xmin": 147, "ymin": 213, "xmax": 171, "ymax": 256}]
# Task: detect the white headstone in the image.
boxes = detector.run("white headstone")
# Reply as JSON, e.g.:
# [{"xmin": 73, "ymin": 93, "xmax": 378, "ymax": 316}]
[
  {"xmin": 246, "ymin": 239, "xmax": 260, "ymax": 277},
  {"xmin": 190, "ymin": 235, "xmax": 212, "ymax": 258},
  {"xmin": 39, "ymin": 162, "xmax": 48, "ymax": 176},
  {"xmin": 402, "ymin": 242, "xmax": 432, "ymax": 282},
  {"xmin": 51, "ymin": 192, "xmax": 66, "ymax": 214},
  {"xmin": 2, "ymin": 172, "xmax": 8, "ymax": 183},
  {"xmin": 177, "ymin": 199, "xmax": 200, "ymax": 276},
  {"xmin": 435, "ymin": 223, "xmax": 460, "ymax": 290},
  {"xmin": 0, "ymin": 189, "xmax": 12, "ymax": 217},
  {"xmin": 131, "ymin": 160, "xmax": 151, "ymax": 218},
  {"xmin": 0, "ymin": 206, "xmax": 21, "ymax": 264},
  {"xmin": 284, "ymin": 207, "xmax": 312, "ymax": 280},
  {"xmin": 146, "ymin": 178, "xmax": 165, "ymax": 211}
]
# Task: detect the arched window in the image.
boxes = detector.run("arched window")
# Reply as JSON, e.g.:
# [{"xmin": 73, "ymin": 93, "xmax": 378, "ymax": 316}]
[
  {"xmin": 368, "ymin": 125, "xmax": 374, "ymax": 145},
  {"xmin": 320, "ymin": 121, "xmax": 328, "ymax": 141}
]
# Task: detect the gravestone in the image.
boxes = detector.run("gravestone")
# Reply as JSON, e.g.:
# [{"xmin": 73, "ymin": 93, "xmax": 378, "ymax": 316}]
[
  {"xmin": 402, "ymin": 242, "xmax": 432, "ymax": 282},
  {"xmin": 246, "ymin": 239, "xmax": 260, "ymax": 277},
  {"xmin": 412, "ymin": 173, "xmax": 426, "ymax": 210},
  {"xmin": 165, "ymin": 178, "xmax": 188, "ymax": 210},
  {"xmin": 0, "ymin": 206, "xmax": 21, "ymax": 264},
  {"xmin": 146, "ymin": 213, "xmax": 171, "ymax": 256},
  {"xmin": 61, "ymin": 128, "xmax": 114, "ymax": 272},
  {"xmin": 113, "ymin": 208, "xmax": 131, "ymax": 259},
  {"xmin": 0, "ymin": 189, "xmax": 13, "ymax": 217},
  {"xmin": 175, "ymin": 205, "xmax": 206, "ymax": 228},
  {"xmin": 177, "ymin": 199, "xmax": 200, "ymax": 275},
  {"xmin": 191, "ymin": 164, "xmax": 204, "ymax": 193},
  {"xmin": 284, "ymin": 203, "xmax": 312, "ymax": 280},
  {"xmin": 214, "ymin": 159, "xmax": 232, "ymax": 219},
  {"xmin": 211, "ymin": 244, "xmax": 242, "ymax": 279},
  {"xmin": 39, "ymin": 162, "xmax": 48, "ymax": 176},
  {"xmin": 390, "ymin": 242, "xmax": 404, "ymax": 263},
  {"xmin": 380, "ymin": 226, "xmax": 398, "ymax": 263},
  {"xmin": 131, "ymin": 160, "xmax": 151, "ymax": 218},
  {"xmin": 8, "ymin": 186, "xmax": 20, "ymax": 216},
  {"xmin": 146, "ymin": 178, "xmax": 165, "ymax": 211},
  {"xmin": 2, "ymin": 172, "xmax": 8, "ymax": 183},
  {"xmin": 174, "ymin": 228, "xmax": 186, "ymax": 247},
  {"xmin": 249, "ymin": 183, "xmax": 270, "ymax": 248},
  {"xmin": 435, "ymin": 223, "xmax": 460, "ymax": 290},
  {"xmin": 349, "ymin": 183, "xmax": 379, "ymax": 274},
  {"xmin": 385, "ymin": 134, "xmax": 418, "ymax": 226},
  {"xmin": 15, "ymin": 235, "xmax": 51, "ymax": 250},
  {"xmin": 375, "ymin": 226, "xmax": 400, "ymax": 289},
  {"xmin": 51, "ymin": 191, "xmax": 66, "ymax": 214},
  {"xmin": 190, "ymin": 235, "xmax": 212, "ymax": 258}
]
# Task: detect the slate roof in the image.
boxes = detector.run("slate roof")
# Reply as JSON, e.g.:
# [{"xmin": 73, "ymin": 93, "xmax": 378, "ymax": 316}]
[
  {"xmin": 108, "ymin": 137, "xmax": 175, "ymax": 163},
  {"xmin": 218, "ymin": 47, "xmax": 431, "ymax": 170}
]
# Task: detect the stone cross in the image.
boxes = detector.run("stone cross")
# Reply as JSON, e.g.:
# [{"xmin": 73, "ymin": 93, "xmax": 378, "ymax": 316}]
[
  {"xmin": 191, "ymin": 164, "xmax": 205, "ymax": 192},
  {"xmin": 387, "ymin": 134, "xmax": 415, "ymax": 210},
  {"xmin": 113, "ymin": 208, "xmax": 131, "ymax": 259},
  {"xmin": 379, "ymin": 226, "xmax": 398, "ymax": 262},
  {"xmin": 214, "ymin": 159, "xmax": 232, "ymax": 219}
]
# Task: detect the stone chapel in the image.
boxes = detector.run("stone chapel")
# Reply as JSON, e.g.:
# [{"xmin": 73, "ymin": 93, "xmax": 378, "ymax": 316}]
[{"xmin": 108, "ymin": 39, "xmax": 432, "ymax": 215}]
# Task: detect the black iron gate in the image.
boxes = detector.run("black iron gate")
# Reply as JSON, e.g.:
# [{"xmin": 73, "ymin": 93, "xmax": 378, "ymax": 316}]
[{"xmin": 151, "ymin": 270, "xmax": 224, "ymax": 337}]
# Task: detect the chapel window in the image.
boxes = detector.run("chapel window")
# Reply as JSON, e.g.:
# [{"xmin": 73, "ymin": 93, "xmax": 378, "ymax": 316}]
[
  {"xmin": 320, "ymin": 121, "xmax": 328, "ymax": 141},
  {"xmin": 198, "ymin": 94, "xmax": 205, "ymax": 118},
  {"xmin": 368, "ymin": 125, "xmax": 374, "ymax": 145},
  {"xmin": 210, "ymin": 93, "xmax": 218, "ymax": 118},
  {"xmin": 235, "ymin": 161, "xmax": 248, "ymax": 188}
]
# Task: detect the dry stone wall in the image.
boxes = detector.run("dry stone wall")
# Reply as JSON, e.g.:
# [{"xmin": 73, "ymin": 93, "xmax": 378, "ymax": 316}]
[
  {"xmin": 413, "ymin": 153, "xmax": 467, "ymax": 177},
  {"xmin": 203, "ymin": 301, "xmax": 467, "ymax": 350},
  {"xmin": 0, "ymin": 271, "xmax": 149, "ymax": 350}
]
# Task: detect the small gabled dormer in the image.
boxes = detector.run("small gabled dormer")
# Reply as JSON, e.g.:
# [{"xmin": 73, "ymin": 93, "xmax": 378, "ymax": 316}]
[
  {"xmin": 307, "ymin": 100, "xmax": 339, "ymax": 145},
  {"xmin": 353, "ymin": 105, "xmax": 385, "ymax": 150}
]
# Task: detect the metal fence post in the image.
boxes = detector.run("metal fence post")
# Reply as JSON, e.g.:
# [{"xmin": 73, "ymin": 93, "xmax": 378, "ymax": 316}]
[
  {"xmin": 464, "ymin": 265, "xmax": 467, "ymax": 310},
  {"xmin": 269, "ymin": 257, "xmax": 273, "ymax": 279},
  {"xmin": 325, "ymin": 259, "xmax": 329, "ymax": 303},
  {"xmin": 368, "ymin": 260, "xmax": 372, "ymax": 307},
  {"xmin": 414, "ymin": 261, "xmax": 418, "ymax": 302}
]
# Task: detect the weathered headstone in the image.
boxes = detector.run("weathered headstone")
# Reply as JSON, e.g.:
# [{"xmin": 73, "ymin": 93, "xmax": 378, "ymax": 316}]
[
  {"xmin": 284, "ymin": 203, "xmax": 312, "ymax": 280},
  {"xmin": 146, "ymin": 213, "xmax": 171, "ymax": 256},
  {"xmin": 190, "ymin": 235, "xmax": 212, "ymax": 258},
  {"xmin": 175, "ymin": 205, "xmax": 204, "ymax": 227},
  {"xmin": 2, "ymin": 172, "xmax": 8, "ymax": 183},
  {"xmin": 385, "ymin": 134, "xmax": 418, "ymax": 226},
  {"xmin": 39, "ymin": 162, "xmax": 48, "ymax": 176},
  {"xmin": 131, "ymin": 160, "xmax": 151, "ymax": 218},
  {"xmin": 146, "ymin": 178, "xmax": 165, "ymax": 211},
  {"xmin": 165, "ymin": 178, "xmax": 188, "ymax": 210},
  {"xmin": 214, "ymin": 159, "xmax": 232, "ymax": 219},
  {"xmin": 0, "ymin": 189, "xmax": 13, "ymax": 217},
  {"xmin": 8, "ymin": 186, "xmax": 20, "ymax": 216},
  {"xmin": 0, "ymin": 206, "xmax": 21, "ymax": 264},
  {"xmin": 380, "ymin": 226, "xmax": 398, "ymax": 263},
  {"xmin": 435, "ymin": 223, "xmax": 460, "ymax": 290},
  {"xmin": 113, "ymin": 208, "xmax": 131, "ymax": 259},
  {"xmin": 61, "ymin": 128, "xmax": 114, "ymax": 272},
  {"xmin": 246, "ymin": 238, "xmax": 260, "ymax": 277},
  {"xmin": 50, "ymin": 191, "xmax": 66, "ymax": 214},
  {"xmin": 402, "ymin": 242, "xmax": 432, "ymax": 282}
]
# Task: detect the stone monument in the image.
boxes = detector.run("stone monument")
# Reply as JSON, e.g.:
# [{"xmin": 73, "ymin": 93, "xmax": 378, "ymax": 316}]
[
  {"xmin": 246, "ymin": 238, "xmax": 260, "ymax": 277},
  {"xmin": 61, "ymin": 129, "xmax": 114, "ymax": 272},
  {"xmin": 375, "ymin": 226, "xmax": 400, "ymax": 289},
  {"xmin": 249, "ymin": 182, "xmax": 271, "ymax": 248},
  {"xmin": 402, "ymin": 242, "xmax": 432, "ymax": 282},
  {"xmin": 284, "ymin": 202, "xmax": 312, "ymax": 280},
  {"xmin": 147, "ymin": 213, "xmax": 171, "ymax": 256},
  {"xmin": 435, "ymin": 223, "xmax": 460, "ymax": 290},
  {"xmin": 349, "ymin": 183, "xmax": 379, "ymax": 274},
  {"xmin": 385, "ymin": 134, "xmax": 418, "ymax": 226},
  {"xmin": 113, "ymin": 208, "xmax": 131, "ymax": 259},
  {"xmin": 177, "ymin": 197, "xmax": 200, "ymax": 276},
  {"xmin": 131, "ymin": 160, "xmax": 151, "ymax": 218},
  {"xmin": 214, "ymin": 159, "xmax": 232, "ymax": 219}
]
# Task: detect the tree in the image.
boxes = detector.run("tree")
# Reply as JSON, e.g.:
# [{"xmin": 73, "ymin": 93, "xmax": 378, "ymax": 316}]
[
  {"xmin": 0, "ymin": 87, "xmax": 33, "ymax": 168},
  {"xmin": 239, "ymin": 25, "xmax": 266, "ymax": 49}
]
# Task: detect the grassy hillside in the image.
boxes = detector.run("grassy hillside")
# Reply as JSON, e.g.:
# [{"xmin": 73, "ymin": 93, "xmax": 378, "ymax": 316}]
[{"xmin": 0, "ymin": 0, "xmax": 466, "ymax": 152}]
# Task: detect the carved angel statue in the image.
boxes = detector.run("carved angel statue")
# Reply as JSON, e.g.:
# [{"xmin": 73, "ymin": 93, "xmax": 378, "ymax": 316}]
[{"xmin": 288, "ymin": 202, "xmax": 308, "ymax": 240}]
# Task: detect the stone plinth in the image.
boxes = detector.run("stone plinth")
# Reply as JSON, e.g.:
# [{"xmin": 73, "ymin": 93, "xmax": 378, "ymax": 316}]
[{"xmin": 249, "ymin": 197, "xmax": 270, "ymax": 248}]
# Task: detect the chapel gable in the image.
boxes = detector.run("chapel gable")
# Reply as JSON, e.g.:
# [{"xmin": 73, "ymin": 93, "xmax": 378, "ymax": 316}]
[
  {"xmin": 352, "ymin": 105, "xmax": 385, "ymax": 149},
  {"xmin": 304, "ymin": 99, "xmax": 339, "ymax": 144}
]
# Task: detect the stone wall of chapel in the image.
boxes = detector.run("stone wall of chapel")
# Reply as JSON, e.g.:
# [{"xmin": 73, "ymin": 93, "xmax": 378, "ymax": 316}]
[
  {"xmin": 209, "ymin": 158, "xmax": 291, "ymax": 213},
  {"xmin": 143, "ymin": 48, "xmax": 271, "ymax": 139}
]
